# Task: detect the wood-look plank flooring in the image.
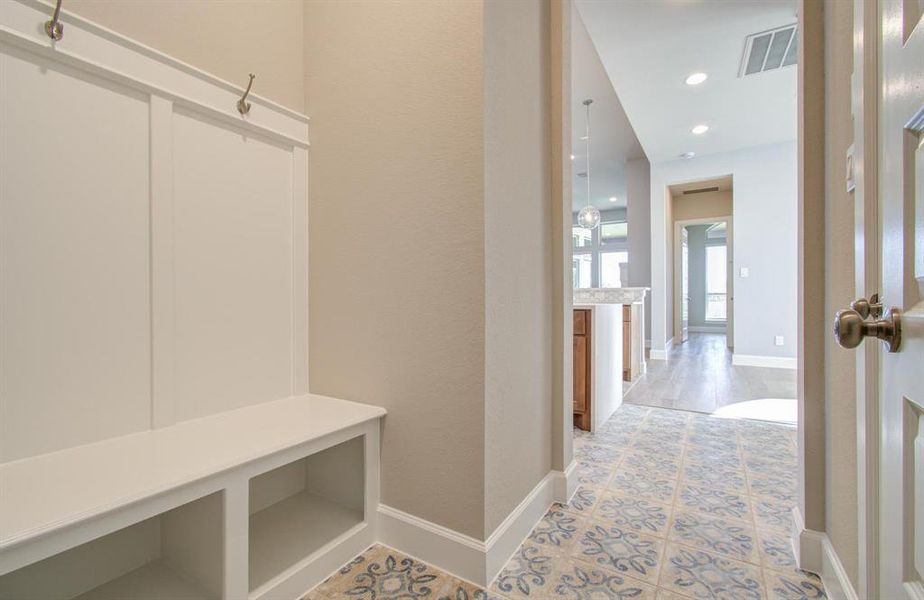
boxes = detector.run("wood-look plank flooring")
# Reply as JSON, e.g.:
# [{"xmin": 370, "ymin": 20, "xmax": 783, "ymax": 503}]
[{"xmin": 624, "ymin": 334, "xmax": 797, "ymax": 414}]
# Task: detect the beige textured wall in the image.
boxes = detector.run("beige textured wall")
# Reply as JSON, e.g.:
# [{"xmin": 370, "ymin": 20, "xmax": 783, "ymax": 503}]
[
  {"xmin": 798, "ymin": 0, "xmax": 827, "ymax": 535},
  {"xmin": 483, "ymin": 0, "xmax": 552, "ymax": 537},
  {"xmin": 823, "ymin": 0, "xmax": 858, "ymax": 586},
  {"xmin": 671, "ymin": 190, "xmax": 732, "ymax": 222},
  {"xmin": 303, "ymin": 0, "xmax": 487, "ymax": 538},
  {"xmin": 550, "ymin": 0, "xmax": 574, "ymax": 475},
  {"xmin": 66, "ymin": 0, "xmax": 305, "ymax": 112}
]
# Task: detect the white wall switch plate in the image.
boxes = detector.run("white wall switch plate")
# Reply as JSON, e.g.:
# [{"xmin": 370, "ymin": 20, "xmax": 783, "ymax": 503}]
[
  {"xmin": 740, "ymin": 267, "xmax": 750, "ymax": 278},
  {"xmin": 775, "ymin": 335, "xmax": 784, "ymax": 346}
]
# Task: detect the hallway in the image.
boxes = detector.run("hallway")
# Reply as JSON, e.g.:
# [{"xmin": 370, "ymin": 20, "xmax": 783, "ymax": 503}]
[
  {"xmin": 624, "ymin": 334, "xmax": 797, "ymax": 415},
  {"xmin": 306, "ymin": 404, "xmax": 820, "ymax": 599}
]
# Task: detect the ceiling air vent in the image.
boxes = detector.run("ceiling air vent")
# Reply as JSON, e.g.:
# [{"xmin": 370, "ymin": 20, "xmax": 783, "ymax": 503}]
[
  {"xmin": 740, "ymin": 24, "xmax": 798, "ymax": 77},
  {"xmin": 683, "ymin": 186, "xmax": 720, "ymax": 195}
]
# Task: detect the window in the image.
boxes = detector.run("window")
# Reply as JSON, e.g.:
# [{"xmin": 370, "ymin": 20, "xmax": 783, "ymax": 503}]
[
  {"xmin": 600, "ymin": 222, "xmax": 627, "ymax": 244},
  {"xmin": 572, "ymin": 254, "xmax": 592, "ymax": 288},
  {"xmin": 705, "ymin": 244, "xmax": 727, "ymax": 321},
  {"xmin": 572, "ymin": 227, "xmax": 592, "ymax": 249},
  {"xmin": 571, "ymin": 217, "xmax": 629, "ymax": 288}
]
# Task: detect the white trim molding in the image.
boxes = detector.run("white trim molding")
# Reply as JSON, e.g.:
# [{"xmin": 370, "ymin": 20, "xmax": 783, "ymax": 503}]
[
  {"xmin": 377, "ymin": 504, "xmax": 486, "ymax": 586},
  {"xmin": 732, "ymin": 354, "xmax": 797, "ymax": 369},
  {"xmin": 689, "ymin": 325, "xmax": 726, "ymax": 333},
  {"xmin": 377, "ymin": 464, "xmax": 577, "ymax": 587},
  {"xmin": 791, "ymin": 508, "xmax": 858, "ymax": 600},
  {"xmin": 649, "ymin": 337, "xmax": 674, "ymax": 360}
]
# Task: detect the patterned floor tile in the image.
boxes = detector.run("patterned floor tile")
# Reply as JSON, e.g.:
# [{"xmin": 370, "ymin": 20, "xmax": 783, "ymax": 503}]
[
  {"xmin": 551, "ymin": 560, "xmax": 657, "ymax": 599},
  {"xmin": 437, "ymin": 577, "xmax": 505, "ymax": 600},
  {"xmin": 677, "ymin": 483, "xmax": 753, "ymax": 521},
  {"xmin": 747, "ymin": 473, "xmax": 798, "ymax": 503},
  {"xmin": 577, "ymin": 460, "xmax": 615, "ymax": 486},
  {"xmin": 669, "ymin": 509, "xmax": 759, "ymax": 564},
  {"xmin": 313, "ymin": 544, "xmax": 451, "ymax": 599},
  {"xmin": 594, "ymin": 491, "xmax": 671, "ymax": 537},
  {"xmin": 308, "ymin": 404, "xmax": 819, "ymax": 600},
  {"xmin": 756, "ymin": 529, "xmax": 797, "ymax": 571},
  {"xmin": 686, "ymin": 433, "xmax": 739, "ymax": 452},
  {"xmin": 610, "ymin": 467, "xmax": 678, "ymax": 502},
  {"xmin": 623, "ymin": 452, "xmax": 682, "ymax": 477},
  {"xmin": 744, "ymin": 456, "xmax": 796, "ymax": 478},
  {"xmin": 655, "ymin": 589, "xmax": 691, "ymax": 600},
  {"xmin": 571, "ymin": 521, "xmax": 666, "ymax": 584},
  {"xmin": 764, "ymin": 569, "xmax": 827, "ymax": 599},
  {"xmin": 689, "ymin": 418, "xmax": 739, "ymax": 437},
  {"xmin": 752, "ymin": 497, "xmax": 795, "ymax": 532},
  {"xmin": 659, "ymin": 543, "xmax": 766, "ymax": 599},
  {"xmin": 682, "ymin": 462, "xmax": 748, "ymax": 494},
  {"xmin": 684, "ymin": 445, "xmax": 742, "ymax": 468},
  {"xmin": 527, "ymin": 508, "xmax": 582, "ymax": 552},
  {"xmin": 555, "ymin": 485, "xmax": 601, "ymax": 517},
  {"xmin": 492, "ymin": 540, "xmax": 558, "ymax": 599},
  {"xmin": 576, "ymin": 442, "xmax": 625, "ymax": 464}
]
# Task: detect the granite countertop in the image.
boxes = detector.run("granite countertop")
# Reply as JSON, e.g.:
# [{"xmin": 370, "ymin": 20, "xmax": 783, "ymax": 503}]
[{"xmin": 573, "ymin": 287, "xmax": 649, "ymax": 304}]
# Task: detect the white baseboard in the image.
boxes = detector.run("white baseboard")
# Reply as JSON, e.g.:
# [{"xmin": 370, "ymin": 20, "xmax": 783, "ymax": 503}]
[
  {"xmin": 377, "ymin": 504, "xmax": 485, "ymax": 585},
  {"xmin": 377, "ymin": 463, "xmax": 577, "ymax": 587},
  {"xmin": 552, "ymin": 460, "xmax": 579, "ymax": 505},
  {"xmin": 732, "ymin": 353, "xmax": 797, "ymax": 369},
  {"xmin": 649, "ymin": 338, "xmax": 673, "ymax": 361},
  {"xmin": 791, "ymin": 507, "xmax": 858, "ymax": 600},
  {"xmin": 689, "ymin": 325, "xmax": 726, "ymax": 333},
  {"xmin": 483, "ymin": 469, "xmax": 561, "ymax": 584}
]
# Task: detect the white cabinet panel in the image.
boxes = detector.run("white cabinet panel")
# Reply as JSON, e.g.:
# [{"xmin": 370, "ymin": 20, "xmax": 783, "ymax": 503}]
[
  {"xmin": 0, "ymin": 50, "xmax": 152, "ymax": 461},
  {"xmin": 172, "ymin": 110, "xmax": 294, "ymax": 421}
]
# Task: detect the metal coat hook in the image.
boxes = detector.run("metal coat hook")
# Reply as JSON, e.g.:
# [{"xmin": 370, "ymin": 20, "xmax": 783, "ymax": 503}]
[
  {"xmin": 237, "ymin": 74, "xmax": 255, "ymax": 115},
  {"xmin": 45, "ymin": 0, "xmax": 64, "ymax": 41}
]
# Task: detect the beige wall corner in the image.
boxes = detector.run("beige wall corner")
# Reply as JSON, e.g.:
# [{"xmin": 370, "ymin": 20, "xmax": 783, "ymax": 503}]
[
  {"xmin": 66, "ymin": 0, "xmax": 305, "ymax": 112},
  {"xmin": 550, "ymin": 0, "xmax": 574, "ymax": 475},
  {"xmin": 797, "ymin": 0, "xmax": 827, "ymax": 535},
  {"xmin": 304, "ymin": 0, "xmax": 487, "ymax": 539},
  {"xmin": 823, "ymin": 0, "xmax": 859, "ymax": 589},
  {"xmin": 483, "ymin": 0, "xmax": 555, "ymax": 537}
]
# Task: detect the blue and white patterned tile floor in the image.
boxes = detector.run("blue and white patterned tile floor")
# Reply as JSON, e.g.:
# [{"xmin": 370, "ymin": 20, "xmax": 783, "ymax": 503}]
[{"xmin": 305, "ymin": 404, "xmax": 825, "ymax": 599}]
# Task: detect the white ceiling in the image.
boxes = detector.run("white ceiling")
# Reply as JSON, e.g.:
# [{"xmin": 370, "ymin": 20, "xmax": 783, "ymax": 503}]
[
  {"xmin": 576, "ymin": 0, "xmax": 798, "ymax": 164},
  {"xmin": 571, "ymin": 5, "xmax": 644, "ymax": 211}
]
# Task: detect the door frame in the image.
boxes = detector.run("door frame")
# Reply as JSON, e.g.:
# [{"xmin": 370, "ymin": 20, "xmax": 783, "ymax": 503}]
[
  {"xmin": 850, "ymin": 0, "xmax": 880, "ymax": 595},
  {"xmin": 672, "ymin": 216, "xmax": 734, "ymax": 350}
]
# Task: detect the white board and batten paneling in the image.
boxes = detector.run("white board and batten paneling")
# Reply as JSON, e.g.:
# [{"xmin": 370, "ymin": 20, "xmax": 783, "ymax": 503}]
[{"xmin": 0, "ymin": 2, "xmax": 383, "ymax": 599}]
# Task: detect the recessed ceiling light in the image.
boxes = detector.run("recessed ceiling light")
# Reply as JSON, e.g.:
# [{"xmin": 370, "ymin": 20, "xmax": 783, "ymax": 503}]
[
  {"xmin": 609, "ymin": 196, "xmax": 618, "ymax": 203},
  {"xmin": 680, "ymin": 152, "xmax": 696, "ymax": 159},
  {"xmin": 685, "ymin": 72, "xmax": 708, "ymax": 86},
  {"xmin": 570, "ymin": 154, "xmax": 575, "ymax": 161},
  {"xmin": 691, "ymin": 124, "xmax": 709, "ymax": 135}
]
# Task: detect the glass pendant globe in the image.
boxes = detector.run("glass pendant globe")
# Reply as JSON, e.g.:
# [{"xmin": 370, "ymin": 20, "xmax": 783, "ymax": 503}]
[{"xmin": 577, "ymin": 205, "xmax": 601, "ymax": 230}]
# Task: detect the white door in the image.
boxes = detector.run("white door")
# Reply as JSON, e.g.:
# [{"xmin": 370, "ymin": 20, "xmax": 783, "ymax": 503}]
[
  {"xmin": 845, "ymin": 3, "xmax": 924, "ymax": 596},
  {"xmin": 878, "ymin": 2, "xmax": 924, "ymax": 597},
  {"xmin": 681, "ymin": 227, "xmax": 690, "ymax": 343}
]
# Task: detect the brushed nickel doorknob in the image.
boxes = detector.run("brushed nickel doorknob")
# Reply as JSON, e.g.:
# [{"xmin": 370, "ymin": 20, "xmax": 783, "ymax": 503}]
[
  {"xmin": 833, "ymin": 306, "xmax": 902, "ymax": 352},
  {"xmin": 850, "ymin": 293, "xmax": 883, "ymax": 319}
]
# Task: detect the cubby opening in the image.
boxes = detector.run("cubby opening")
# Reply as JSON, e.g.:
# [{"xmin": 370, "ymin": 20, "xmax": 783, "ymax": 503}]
[
  {"xmin": 248, "ymin": 436, "xmax": 365, "ymax": 592},
  {"xmin": 0, "ymin": 492, "xmax": 223, "ymax": 600}
]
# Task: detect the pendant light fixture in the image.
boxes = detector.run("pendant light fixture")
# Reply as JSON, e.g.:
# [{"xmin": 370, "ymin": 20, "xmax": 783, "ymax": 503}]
[{"xmin": 577, "ymin": 98, "xmax": 601, "ymax": 230}]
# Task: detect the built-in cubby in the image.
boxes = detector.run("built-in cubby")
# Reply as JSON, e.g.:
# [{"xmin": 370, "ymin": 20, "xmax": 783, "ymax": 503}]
[
  {"xmin": 248, "ymin": 436, "xmax": 365, "ymax": 592},
  {"xmin": 0, "ymin": 493, "xmax": 223, "ymax": 600}
]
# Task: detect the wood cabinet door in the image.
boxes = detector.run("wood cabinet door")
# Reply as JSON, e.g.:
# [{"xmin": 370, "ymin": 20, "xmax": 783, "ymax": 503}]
[{"xmin": 573, "ymin": 333, "xmax": 587, "ymax": 412}]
